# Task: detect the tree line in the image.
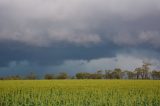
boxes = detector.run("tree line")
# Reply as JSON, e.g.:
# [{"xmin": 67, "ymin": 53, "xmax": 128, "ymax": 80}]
[{"xmin": 1, "ymin": 63, "xmax": 160, "ymax": 80}]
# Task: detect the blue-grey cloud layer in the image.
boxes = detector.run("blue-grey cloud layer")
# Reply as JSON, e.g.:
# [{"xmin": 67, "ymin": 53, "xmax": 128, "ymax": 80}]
[{"xmin": 0, "ymin": 0, "xmax": 160, "ymax": 75}]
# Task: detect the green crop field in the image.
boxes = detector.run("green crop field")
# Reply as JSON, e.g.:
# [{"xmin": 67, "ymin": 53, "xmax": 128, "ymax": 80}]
[{"xmin": 0, "ymin": 80, "xmax": 160, "ymax": 106}]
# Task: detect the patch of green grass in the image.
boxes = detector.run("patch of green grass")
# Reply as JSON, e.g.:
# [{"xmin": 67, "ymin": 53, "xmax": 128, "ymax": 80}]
[{"xmin": 0, "ymin": 80, "xmax": 160, "ymax": 106}]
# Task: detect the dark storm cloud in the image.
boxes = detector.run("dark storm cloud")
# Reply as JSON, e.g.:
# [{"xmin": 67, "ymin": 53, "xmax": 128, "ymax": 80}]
[
  {"xmin": 0, "ymin": 0, "xmax": 160, "ymax": 75},
  {"xmin": 0, "ymin": 40, "xmax": 121, "ymax": 67}
]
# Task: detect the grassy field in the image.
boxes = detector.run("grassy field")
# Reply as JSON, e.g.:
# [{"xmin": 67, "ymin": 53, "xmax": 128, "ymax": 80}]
[{"xmin": 0, "ymin": 80, "xmax": 160, "ymax": 106}]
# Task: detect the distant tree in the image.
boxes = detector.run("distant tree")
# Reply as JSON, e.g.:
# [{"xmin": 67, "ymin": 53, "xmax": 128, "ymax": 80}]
[
  {"xmin": 12, "ymin": 75, "xmax": 22, "ymax": 80},
  {"xmin": 76, "ymin": 71, "xmax": 103, "ymax": 79},
  {"xmin": 0, "ymin": 77, "xmax": 4, "ymax": 80},
  {"xmin": 112, "ymin": 68, "xmax": 122, "ymax": 79},
  {"xmin": 76, "ymin": 72, "xmax": 90, "ymax": 79},
  {"xmin": 89, "ymin": 73, "xmax": 100, "ymax": 79},
  {"xmin": 44, "ymin": 74, "xmax": 54, "ymax": 80},
  {"xmin": 26, "ymin": 72, "xmax": 37, "ymax": 80},
  {"xmin": 71, "ymin": 76, "xmax": 75, "ymax": 79},
  {"xmin": 141, "ymin": 62, "xmax": 151, "ymax": 79},
  {"xmin": 76, "ymin": 72, "xmax": 84, "ymax": 79},
  {"xmin": 96, "ymin": 70, "xmax": 103, "ymax": 79},
  {"xmin": 104, "ymin": 70, "xmax": 113, "ymax": 79},
  {"xmin": 88, "ymin": 73, "xmax": 96, "ymax": 79},
  {"xmin": 134, "ymin": 62, "xmax": 151, "ymax": 79},
  {"xmin": 4, "ymin": 75, "xmax": 22, "ymax": 80},
  {"xmin": 134, "ymin": 68, "xmax": 141, "ymax": 79},
  {"xmin": 151, "ymin": 70, "xmax": 160, "ymax": 80},
  {"xmin": 57, "ymin": 72, "xmax": 68, "ymax": 79},
  {"xmin": 119, "ymin": 71, "xmax": 127, "ymax": 79},
  {"xmin": 104, "ymin": 70, "xmax": 109, "ymax": 79},
  {"xmin": 126, "ymin": 71, "xmax": 134, "ymax": 79}
]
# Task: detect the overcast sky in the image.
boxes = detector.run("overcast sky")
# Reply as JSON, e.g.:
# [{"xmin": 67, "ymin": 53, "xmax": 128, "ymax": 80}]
[{"xmin": 0, "ymin": 0, "xmax": 160, "ymax": 76}]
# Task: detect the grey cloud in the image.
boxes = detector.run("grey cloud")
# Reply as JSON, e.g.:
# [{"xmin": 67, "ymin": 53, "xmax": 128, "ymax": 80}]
[
  {"xmin": 0, "ymin": 0, "xmax": 160, "ymax": 47},
  {"xmin": 0, "ymin": 40, "xmax": 120, "ymax": 67},
  {"xmin": 111, "ymin": 31, "xmax": 160, "ymax": 48},
  {"xmin": 2, "ymin": 54, "xmax": 158, "ymax": 77},
  {"xmin": 1, "ymin": 0, "xmax": 160, "ymax": 76}
]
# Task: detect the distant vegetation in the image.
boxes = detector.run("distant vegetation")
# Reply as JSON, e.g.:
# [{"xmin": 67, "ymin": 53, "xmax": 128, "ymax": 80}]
[{"xmin": 1, "ymin": 62, "xmax": 160, "ymax": 80}]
